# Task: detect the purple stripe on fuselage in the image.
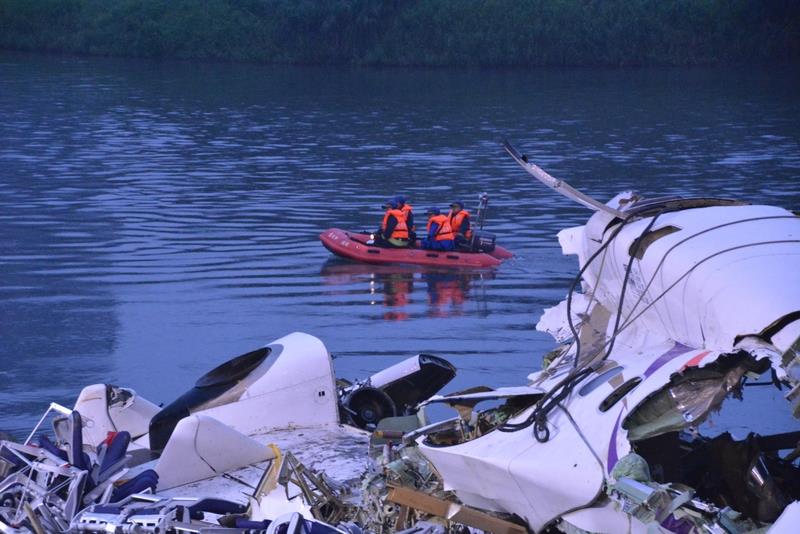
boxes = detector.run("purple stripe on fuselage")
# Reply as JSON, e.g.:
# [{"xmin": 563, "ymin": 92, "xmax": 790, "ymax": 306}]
[
  {"xmin": 643, "ymin": 342, "xmax": 693, "ymax": 378},
  {"xmin": 607, "ymin": 343, "xmax": 693, "ymax": 471},
  {"xmin": 607, "ymin": 408, "xmax": 625, "ymax": 471}
]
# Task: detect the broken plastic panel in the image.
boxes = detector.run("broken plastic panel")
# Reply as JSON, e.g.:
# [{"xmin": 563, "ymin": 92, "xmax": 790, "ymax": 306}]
[
  {"xmin": 419, "ymin": 393, "xmax": 541, "ymax": 447},
  {"xmin": 625, "ymin": 354, "xmax": 800, "ymax": 525},
  {"xmin": 339, "ymin": 354, "xmax": 456, "ymax": 430},
  {"xmin": 623, "ymin": 353, "xmax": 768, "ymax": 441}
]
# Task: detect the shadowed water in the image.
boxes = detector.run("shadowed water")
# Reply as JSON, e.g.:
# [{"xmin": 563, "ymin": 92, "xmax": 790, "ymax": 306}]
[{"xmin": 1, "ymin": 53, "xmax": 798, "ymax": 436}]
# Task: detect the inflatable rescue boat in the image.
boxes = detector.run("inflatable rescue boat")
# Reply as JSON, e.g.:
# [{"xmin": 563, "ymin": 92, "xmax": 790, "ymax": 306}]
[{"xmin": 320, "ymin": 228, "xmax": 512, "ymax": 268}]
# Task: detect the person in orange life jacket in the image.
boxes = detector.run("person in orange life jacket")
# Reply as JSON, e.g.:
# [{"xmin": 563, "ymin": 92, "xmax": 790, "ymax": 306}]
[
  {"xmin": 375, "ymin": 199, "xmax": 410, "ymax": 248},
  {"xmin": 448, "ymin": 201, "xmax": 471, "ymax": 249},
  {"xmin": 421, "ymin": 207, "xmax": 455, "ymax": 251},
  {"xmin": 394, "ymin": 195, "xmax": 416, "ymax": 243},
  {"xmin": 394, "ymin": 195, "xmax": 415, "ymax": 230}
]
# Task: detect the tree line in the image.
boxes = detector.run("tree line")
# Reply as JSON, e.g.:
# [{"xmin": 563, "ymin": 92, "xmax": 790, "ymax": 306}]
[{"xmin": 1, "ymin": 0, "xmax": 797, "ymax": 66}]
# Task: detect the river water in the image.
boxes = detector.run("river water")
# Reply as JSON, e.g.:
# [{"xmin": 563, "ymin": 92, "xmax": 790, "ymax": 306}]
[{"xmin": 1, "ymin": 53, "xmax": 799, "ymax": 437}]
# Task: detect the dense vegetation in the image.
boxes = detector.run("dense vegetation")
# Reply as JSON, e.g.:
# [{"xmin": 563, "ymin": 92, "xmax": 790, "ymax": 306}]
[{"xmin": 1, "ymin": 0, "xmax": 798, "ymax": 66}]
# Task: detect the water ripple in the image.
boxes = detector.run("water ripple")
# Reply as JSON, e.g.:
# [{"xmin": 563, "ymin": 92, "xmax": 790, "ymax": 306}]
[{"xmin": 1, "ymin": 54, "xmax": 798, "ymax": 434}]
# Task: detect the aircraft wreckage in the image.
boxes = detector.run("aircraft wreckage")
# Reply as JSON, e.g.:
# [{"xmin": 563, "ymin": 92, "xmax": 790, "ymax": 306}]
[{"xmin": 1, "ymin": 142, "xmax": 798, "ymax": 533}]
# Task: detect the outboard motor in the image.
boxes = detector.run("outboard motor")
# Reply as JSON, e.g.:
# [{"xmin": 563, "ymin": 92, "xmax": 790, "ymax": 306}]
[
  {"xmin": 469, "ymin": 230, "xmax": 496, "ymax": 253},
  {"xmin": 469, "ymin": 193, "xmax": 496, "ymax": 252},
  {"xmin": 340, "ymin": 354, "xmax": 456, "ymax": 430}
]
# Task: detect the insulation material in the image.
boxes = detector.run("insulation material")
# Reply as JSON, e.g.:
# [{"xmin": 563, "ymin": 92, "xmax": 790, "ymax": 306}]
[{"xmin": 610, "ymin": 453, "xmax": 652, "ymax": 483}]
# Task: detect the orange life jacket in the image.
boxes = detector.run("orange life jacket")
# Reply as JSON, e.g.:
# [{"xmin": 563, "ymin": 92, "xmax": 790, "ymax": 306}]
[
  {"xmin": 426, "ymin": 214, "xmax": 454, "ymax": 241},
  {"xmin": 448, "ymin": 209, "xmax": 471, "ymax": 238},
  {"xmin": 381, "ymin": 209, "xmax": 409, "ymax": 239},
  {"xmin": 401, "ymin": 204, "xmax": 414, "ymax": 229}
]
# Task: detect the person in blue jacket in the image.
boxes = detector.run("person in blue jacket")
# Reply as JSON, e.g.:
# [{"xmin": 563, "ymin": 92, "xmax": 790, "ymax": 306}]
[{"xmin": 421, "ymin": 207, "xmax": 455, "ymax": 251}]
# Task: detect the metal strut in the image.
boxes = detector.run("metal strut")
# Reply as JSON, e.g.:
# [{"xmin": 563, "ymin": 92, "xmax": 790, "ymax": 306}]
[{"xmin": 278, "ymin": 451, "xmax": 354, "ymax": 524}]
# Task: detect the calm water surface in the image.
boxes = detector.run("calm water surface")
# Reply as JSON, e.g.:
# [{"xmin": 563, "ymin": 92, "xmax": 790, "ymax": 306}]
[{"xmin": 1, "ymin": 53, "xmax": 799, "ymax": 436}]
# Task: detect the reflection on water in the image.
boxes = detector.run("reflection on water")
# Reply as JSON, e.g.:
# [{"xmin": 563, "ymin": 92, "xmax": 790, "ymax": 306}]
[
  {"xmin": 321, "ymin": 259, "xmax": 495, "ymax": 321},
  {"xmin": 425, "ymin": 271, "xmax": 479, "ymax": 318},
  {"xmin": 1, "ymin": 52, "xmax": 798, "ymax": 435}
]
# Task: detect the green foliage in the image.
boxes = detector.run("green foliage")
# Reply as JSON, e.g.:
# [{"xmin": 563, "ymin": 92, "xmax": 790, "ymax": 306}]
[{"xmin": 0, "ymin": 0, "xmax": 797, "ymax": 65}]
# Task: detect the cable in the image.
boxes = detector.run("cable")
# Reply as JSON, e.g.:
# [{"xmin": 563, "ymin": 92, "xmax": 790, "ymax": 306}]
[
  {"xmin": 617, "ymin": 239, "xmax": 800, "ymax": 339},
  {"xmin": 568, "ymin": 216, "xmax": 793, "ymax": 371},
  {"xmin": 603, "ymin": 211, "xmax": 663, "ymax": 362},
  {"xmin": 560, "ymin": 403, "xmax": 606, "ymax": 476},
  {"xmin": 567, "ymin": 217, "xmax": 630, "ymax": 368},
  {"xmin": 511, "ymin": 215, "xmax": 796, "ymax": 443},
  {"xmin": 536, "ymin": 238, "xmax": 799, "ymax": 397},
  {"xmin": 568, "ymin": 216, "xmax": 797, "ymax": 370},
  {"xmin": 618, "ymin": 215, "xmax": 795, "ymax": 335},
  {"xmin": 504, "ymin": 211, "xmax": 663, "ymax": 441},
  {"xmin": 498, "ymin": 365, "xmax": 594, "ymax": 438}
]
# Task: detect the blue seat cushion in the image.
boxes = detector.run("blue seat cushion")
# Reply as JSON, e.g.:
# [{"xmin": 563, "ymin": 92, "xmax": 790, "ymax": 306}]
[
  {"xmin": 98, "ymin": 431, "xmax": 131, "ymax": 479},
  {"xmin": 110, "ymin": 469, "xmax": 159, "ymax": 502}
]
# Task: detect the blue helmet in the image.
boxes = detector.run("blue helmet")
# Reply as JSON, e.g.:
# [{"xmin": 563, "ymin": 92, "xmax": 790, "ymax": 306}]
[
  {"xmin": 385, "ymin": 199, "xmax": 399, "ymax": 209},
  {"xmin": 450, "ymin": 201, "xmax": 464, "ymax": 209},
  {"xmin": 427, "ymin": 207, "xmax": 440, "ymax": 215}
]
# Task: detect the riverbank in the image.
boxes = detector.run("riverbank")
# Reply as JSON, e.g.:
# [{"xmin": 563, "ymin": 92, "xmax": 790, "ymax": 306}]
[{"xmin": 1, "ymin": 0, "xmax": 798, "ymax": 67}]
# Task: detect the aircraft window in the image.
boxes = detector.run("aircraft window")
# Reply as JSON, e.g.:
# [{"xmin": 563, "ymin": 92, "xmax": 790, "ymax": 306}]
[
  {"xmin": 599, "ymin": 377, "xmax": 642, "ymax": 412},
  {"xmin": 579, "ymin": 366, "xmax": 624, "ymax": 396},
  {"xmin": 195, "ymin": 347, "xmax": 270, "ymax": 388}
]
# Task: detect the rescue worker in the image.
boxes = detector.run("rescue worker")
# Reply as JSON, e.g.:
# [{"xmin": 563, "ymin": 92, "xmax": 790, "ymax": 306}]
[
  {"xmin": 421, "ymin": 207, "xmax": 455, "ymax": 251},
  {"xmin": 448, "ymin": 201, "xmax": 472, "ymax": 249},
  {"xmin": 395, "ymin": 195, "xmax": 415, "ymax": 243},
  {"xmin": 375, "ymin": 199, "xmax": 410, "ymax": 247}
]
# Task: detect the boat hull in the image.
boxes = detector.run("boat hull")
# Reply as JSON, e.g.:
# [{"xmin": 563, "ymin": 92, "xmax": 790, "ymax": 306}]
[{"xmin": 319, "ymin": 228, "xmax": 512, "ymax": 268}]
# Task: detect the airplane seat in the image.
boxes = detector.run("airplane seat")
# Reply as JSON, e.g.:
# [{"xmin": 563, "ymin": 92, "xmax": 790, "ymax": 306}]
[
  {"xmin": 58, "ymin": 411, "xmax": 91, "ymax": 471},
  {"xmin": 188, "ymin": 498, "xmax": 248, "ymax": 520},
  {"xmin": 36, "ymin": 434, "xmax": 67, "ymax": 462},
  {"xmin": 95, "ymin": 431, "xmax": 131, "ymax": 481},
  {"xmin": 109, "ymin": 469, "xmax": 159, "ymax": 502}
]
